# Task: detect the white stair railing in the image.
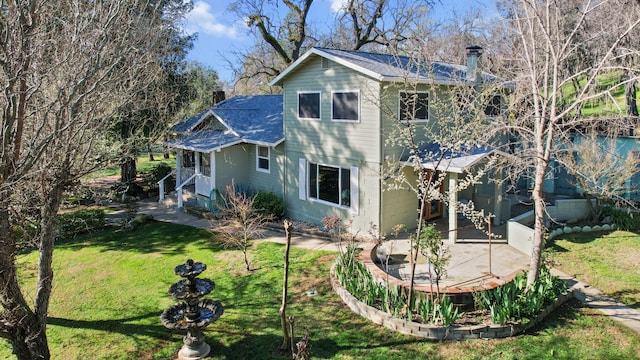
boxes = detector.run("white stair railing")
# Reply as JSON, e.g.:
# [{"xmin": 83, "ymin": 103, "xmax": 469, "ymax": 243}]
[
  {"xmin": 158, "ymin": 169, "xmax": 177, "ymax": 201},
  {"xmin": 175, "ymin": 174, "xmax": 197, "ymax": 208}
]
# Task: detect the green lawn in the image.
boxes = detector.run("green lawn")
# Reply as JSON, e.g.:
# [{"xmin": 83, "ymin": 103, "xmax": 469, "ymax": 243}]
[
  {"xmin": 549, "ymin": 230, "xmax": 640, "ymax": 308},
  {"xmin": 87, "ymin": 153, "xmax": 176, "ymax": 180},
  {"xmin": 2, "ymin": 222, "xmax": 640, "ymax": 359}
]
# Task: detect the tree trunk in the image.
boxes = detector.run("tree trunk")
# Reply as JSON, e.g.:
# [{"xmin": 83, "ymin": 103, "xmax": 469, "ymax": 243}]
[
  {"xmin": 527, "ymin": 157, "xmax": 548, "ymax": 290},
  {"xmin": 626, "ymin": 73, "xmax": 638, "ymax": 136},
  {"xmin": 147, "ymin": 142, "xmax": 155, "ymax": 162},
  {"xmin": 120, "ymin": 156, "xmax": 137, "ymax": 184}
]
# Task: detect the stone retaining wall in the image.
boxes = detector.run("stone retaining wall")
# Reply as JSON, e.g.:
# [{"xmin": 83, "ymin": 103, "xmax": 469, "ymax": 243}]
[{"xmin": 331, "ymin": 262, "xmax": 575, "ymax": 340}]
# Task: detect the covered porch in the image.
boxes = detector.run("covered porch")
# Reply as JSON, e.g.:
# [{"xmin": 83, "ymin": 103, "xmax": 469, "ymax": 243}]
[{"xmin": 400, "ymin": 144, "xmax": 508, "ymax": 244}]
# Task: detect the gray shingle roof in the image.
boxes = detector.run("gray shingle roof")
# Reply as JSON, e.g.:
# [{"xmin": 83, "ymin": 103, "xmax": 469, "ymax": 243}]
[
  {"xmin": 166, "ymin": 94, "xmax": 283, "ymax": 152},
  {"xmin": 400, "ymin": 143, "xmax": 494, "ymax": 173},
  {"xmin": 271, "ymin": 47, "xmax": 506, "ymax": 86}
]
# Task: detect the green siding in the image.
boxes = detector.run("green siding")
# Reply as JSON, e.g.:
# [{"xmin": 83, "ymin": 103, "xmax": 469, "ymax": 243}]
[
  {"xmin": 214, "ymin": 145, "xmax": 249, "ymax": 193},
  {"xmin": 281, "ymin": 56, "xmax": 384, "ymax": 233},
  {"xmin": 246, "ymin": 143, "xmax": 285, "ymax": 197},
  {"xmin": 213, "ymin": 143, "xmax": 285, "ymax": 198}
]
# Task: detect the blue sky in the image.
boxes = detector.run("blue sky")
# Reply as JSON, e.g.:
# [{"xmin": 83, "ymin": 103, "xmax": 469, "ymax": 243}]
[{"xmin": 183, "ymin": 0, "xmax": 496, "ymax": 83}]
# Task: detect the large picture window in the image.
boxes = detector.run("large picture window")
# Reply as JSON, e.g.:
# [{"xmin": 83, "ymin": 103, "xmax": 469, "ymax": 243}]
[
  {"xmin": 256, "ymin": 145, "xmax": 270, "ymax": 173},
  {"xmin": 298, "ymin": 91, "xmax": 320, "ymax": 120},
  {"xmin": 399, "ymin": 91, "xmax": 429, "ymax": 121},
  {"xmin": 308, "ymin": 162, "xmax": 351, "ymax": 207},
  {"xmin": 332, "ymin": 91, "xmax": 359, "ymax": 121}
]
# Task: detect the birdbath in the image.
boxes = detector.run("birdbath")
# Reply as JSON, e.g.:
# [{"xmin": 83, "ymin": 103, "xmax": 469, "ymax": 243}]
[{"xmin": 160, "ymin": 259, "xmax": 224, "ymax": 360}]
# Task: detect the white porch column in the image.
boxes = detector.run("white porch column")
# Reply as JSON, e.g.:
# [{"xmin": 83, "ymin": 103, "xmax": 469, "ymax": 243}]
[
  {"xmin": 195, "ymin": 151, "xmax": 201, "ymax": 175},
  {"xmin": 209, "ymin": 151, "xmax": 216, "ymax": 195},
  {"xmin": 176, "ymin": 149, "xmax": 182, "ymax": 189},
  {"xmin": 493, "ymin": 179, "xmax": 502, "ymax": 225},
  {"xmin": 448, "ymin": 172, "xmax": 458, "ymax": 243}
]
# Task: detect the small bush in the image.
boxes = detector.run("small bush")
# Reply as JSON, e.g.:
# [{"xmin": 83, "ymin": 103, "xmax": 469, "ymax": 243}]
[
  {"xmin": 601, "ymin": 206, "xmax": 636, "ymax": 231},
  {"xmin": 58, "ymin": 209, "xmax": 105, "ymax": 239},
  {"xmin": 253, "ymin": 191, "xmax": 285, "ymax": 217},
  {"xmin": 142, "ymin": 162, "xmax": 174, "ymax": 192}
]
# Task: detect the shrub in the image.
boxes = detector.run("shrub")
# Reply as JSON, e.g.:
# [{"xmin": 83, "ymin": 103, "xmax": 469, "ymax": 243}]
[
  {"xmin": 253, "ymin": 191, "xmax": 285, "ymax": 217},
  {"xmin": 142, "ymin": 162, "xmax": 174, "ymax": 192},
  {"xmin": 601, "ymin": 206, "xmax": 637, "ymax": 231},
  {"xmin": 473, "ymin": 264, "xmax": 566, "ymax": 324},
  {"xmin": 58, "ymin": 209, "xmax": 105, "ymax": 239}
]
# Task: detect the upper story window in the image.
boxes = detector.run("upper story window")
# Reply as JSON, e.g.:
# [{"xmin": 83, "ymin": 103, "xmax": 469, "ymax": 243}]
[
  {"xmin": 256, "ymin": 145, "xmax": 270, "ymax": 173},
  {"xmin": 298, "ymin": 91, "xmax": 321, "ymax": 120},
  {"xmin": 399, "ymin": 91, "xmax": 429, "ymax": 121},
  {"xmin": 484, "ymin": 94, "xmax": 502, "ymax": 116},
  {"xmin": 332, "ymin": 90, "xmax": 359, "ymax": 122}
]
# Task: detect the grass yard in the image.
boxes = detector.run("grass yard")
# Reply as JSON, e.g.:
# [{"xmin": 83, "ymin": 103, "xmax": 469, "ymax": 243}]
[
  {"xmin": 88, "ymin": 153, "xmax": 176, "ymax": 180},
  {"xmin": 549, "ymin": 230, "xmax": 640, "ymax": 309},
  {"xmin": 1, "ymin": 222, "xmax": 640, "ymax": 359}
]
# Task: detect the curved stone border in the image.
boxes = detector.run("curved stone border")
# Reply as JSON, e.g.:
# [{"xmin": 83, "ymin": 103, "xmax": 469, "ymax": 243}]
[
  {"xmin": 331, "ymin": 262, "xmax": 574, "ymax": 340},
  {"xmin": 358, "ymin": 243, "xmax": 524, "ymax": 297}
]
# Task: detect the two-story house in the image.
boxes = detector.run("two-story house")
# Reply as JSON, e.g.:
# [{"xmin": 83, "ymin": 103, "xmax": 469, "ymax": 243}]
[{"xmin": 165, "ymin": 46, "xmax": 511, "ymax": 241}]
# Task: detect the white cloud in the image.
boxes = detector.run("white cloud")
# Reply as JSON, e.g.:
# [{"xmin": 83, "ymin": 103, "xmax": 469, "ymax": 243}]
[
  {"xmin": 184, "ymin": 1, "xmax": 241, "ymax": 38},
  {"xmin": 330, "ymin": 0, "xmax": 348, "ymax": 13}
]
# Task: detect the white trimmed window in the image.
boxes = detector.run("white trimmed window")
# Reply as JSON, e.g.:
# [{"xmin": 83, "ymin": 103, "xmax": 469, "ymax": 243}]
[
  {"xmin": 331, "ymin": 90, "xmax": 359, "ymax": 122},
  {"xmin": 399, "ymin": 91, "xmax": 429, "ymax": 121},
  {"xmin": 299, "ymin": 160, "xmax": 359, "ymax": 213},
  {"xmin": 256, "ymin": 145, "xmax": 270, "ymax": 173},
  {"xmin": 298, "ymin": 91, "xmax": 321, "ymax": 120}
]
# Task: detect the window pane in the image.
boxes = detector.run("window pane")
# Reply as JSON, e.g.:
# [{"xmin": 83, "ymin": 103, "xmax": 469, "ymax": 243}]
[
  {"xmin": 400, "ymin": 92, "xmax": 428, "ymax": 120},
  {"xmin": 299, "ymin": 93, "xmax": 320, "ymax": 119},
  {"xmin": 340, "ymin": 168, "xmax": 350, "ymax": 207},
  {"xmin": 309, "ymin": 163, "xmax": 317, "ymax": 198},
  {"xmin": 258, "ymin": 158, "xmax": 269, "ymax": 170},
  {"xmin": 258, "ymin": 146, "xmax": 269, "ymax": 157},
  {"xmin": 332, "ymin": 92, "xmax": 358, "ymax": 121},
  {"xmin": 318, "ymin": 165, "xmax": 339, "ymax": 203},
  {"xmin": 485, "ymin": 95, "xmax": 501, "ymax": 116}
]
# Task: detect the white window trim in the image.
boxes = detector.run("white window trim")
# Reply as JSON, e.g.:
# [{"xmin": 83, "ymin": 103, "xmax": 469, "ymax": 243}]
[
  {"xmin": 398, "ymin": 90, "xmax": 429, "ymax": 123},
  {"xmin": 297, "ymin": 91, "xmax": 321, "ymax": 121},
  {"xmin": 303, "ymin": 160, "xmax": 359, "ymax": 213},
  {"xmin": 256, "ymin": 145, "xmax": 270, "ymax": 173},
  {"xmin": 331, "ymin": 90, "xmax": 360, "ymax": 123}
]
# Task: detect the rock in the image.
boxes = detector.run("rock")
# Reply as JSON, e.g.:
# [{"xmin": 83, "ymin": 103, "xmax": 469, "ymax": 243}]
[
  {"xmin": 572, "ymin": 226, "xmax": 582, "ymax": 233},
  {"xmin": 602, "ymin": 224, "xmax": 611, "ymax": 231},
  {"xmin": 582, "ymin": 226, "xmax": 592, "ymax": 232},
  {"xmin": 563, "ymin": 226, "xmax": 573, "ymax": 234},
  {"xmin": 592, "ymin": 225, "xmax": 602, "ymax": 231}
]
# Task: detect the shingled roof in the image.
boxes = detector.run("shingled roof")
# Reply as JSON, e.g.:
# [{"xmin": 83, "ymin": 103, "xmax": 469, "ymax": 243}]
[
  {"xmin": 166, "ymin": 94, "xmax": 283, "ymax": 152},
  {"xmin": 270, "ymin": 47, "xmax": 507, "ymax": 86}
]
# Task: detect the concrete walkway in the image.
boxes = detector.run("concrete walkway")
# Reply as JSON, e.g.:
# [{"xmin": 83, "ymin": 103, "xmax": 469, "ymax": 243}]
[{"xmin": 129, "ymin": 198, "xmax": 640, "ymax": 336}]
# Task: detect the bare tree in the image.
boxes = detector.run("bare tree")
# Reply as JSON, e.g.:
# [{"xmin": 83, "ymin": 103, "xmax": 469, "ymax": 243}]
[
  {"xmin": 214, "ymin": 183, "xmax": 274, "ymax": 271},
  {"xmin": 0, "ymin": 1, "xmax": 189, "ymax": 358},
  {"xmin": 492, "ymin": 0, "xmax": 640, "ymax": 289}
]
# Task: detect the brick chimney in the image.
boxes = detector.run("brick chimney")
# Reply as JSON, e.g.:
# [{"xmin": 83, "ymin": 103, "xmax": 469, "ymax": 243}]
[
  {"xmin": 212, "ymin": 88, "xmax": 225, "ymax": 105},
  {"xmin": 465, "ymin": 45, "xmax": 483, "ymax": 83}
]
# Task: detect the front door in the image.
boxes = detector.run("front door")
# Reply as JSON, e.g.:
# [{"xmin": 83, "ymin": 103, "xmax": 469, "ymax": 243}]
[{"xmin": 420, "ymin": 170, "xmax": 444, "ymax": 220}]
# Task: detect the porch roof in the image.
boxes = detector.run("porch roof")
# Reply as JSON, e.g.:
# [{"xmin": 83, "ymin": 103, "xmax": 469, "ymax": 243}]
[
  {"xmin": 165, "ymin": 129, "xmax": 243, "ymax": 152},
  {"xmin": 400, "ymin": 143, "xmax": 494, "ymax": 173},
  {"xmin": 166, "ymin": 94, "xmax": 284, "ymax": 152}
]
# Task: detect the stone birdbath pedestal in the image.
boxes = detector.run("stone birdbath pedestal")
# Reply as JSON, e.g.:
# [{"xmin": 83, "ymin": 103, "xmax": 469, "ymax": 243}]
[{"xmin": 160, "ymin": 259, "xmax": 224, "ymax": 360}]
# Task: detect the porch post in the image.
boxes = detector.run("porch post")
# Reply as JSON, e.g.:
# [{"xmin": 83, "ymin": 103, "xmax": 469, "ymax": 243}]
[
  {"xmin": 195, "ymin": 151, "xmax": 201, "ymax": 175},
  {"xmin": 448, "ymin": 172, "xmax": 458, "ymax": 243},
  {"xmin": 214, "ymin": 150, "xmax": 216, "ymax": 196},
  {"xmin": 176, "ymin": 149, "xmax": 182, "ymax": 189},
  {"xmin": 493, "ymin": 179, "xmax": 502, "ymax": 225}
]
